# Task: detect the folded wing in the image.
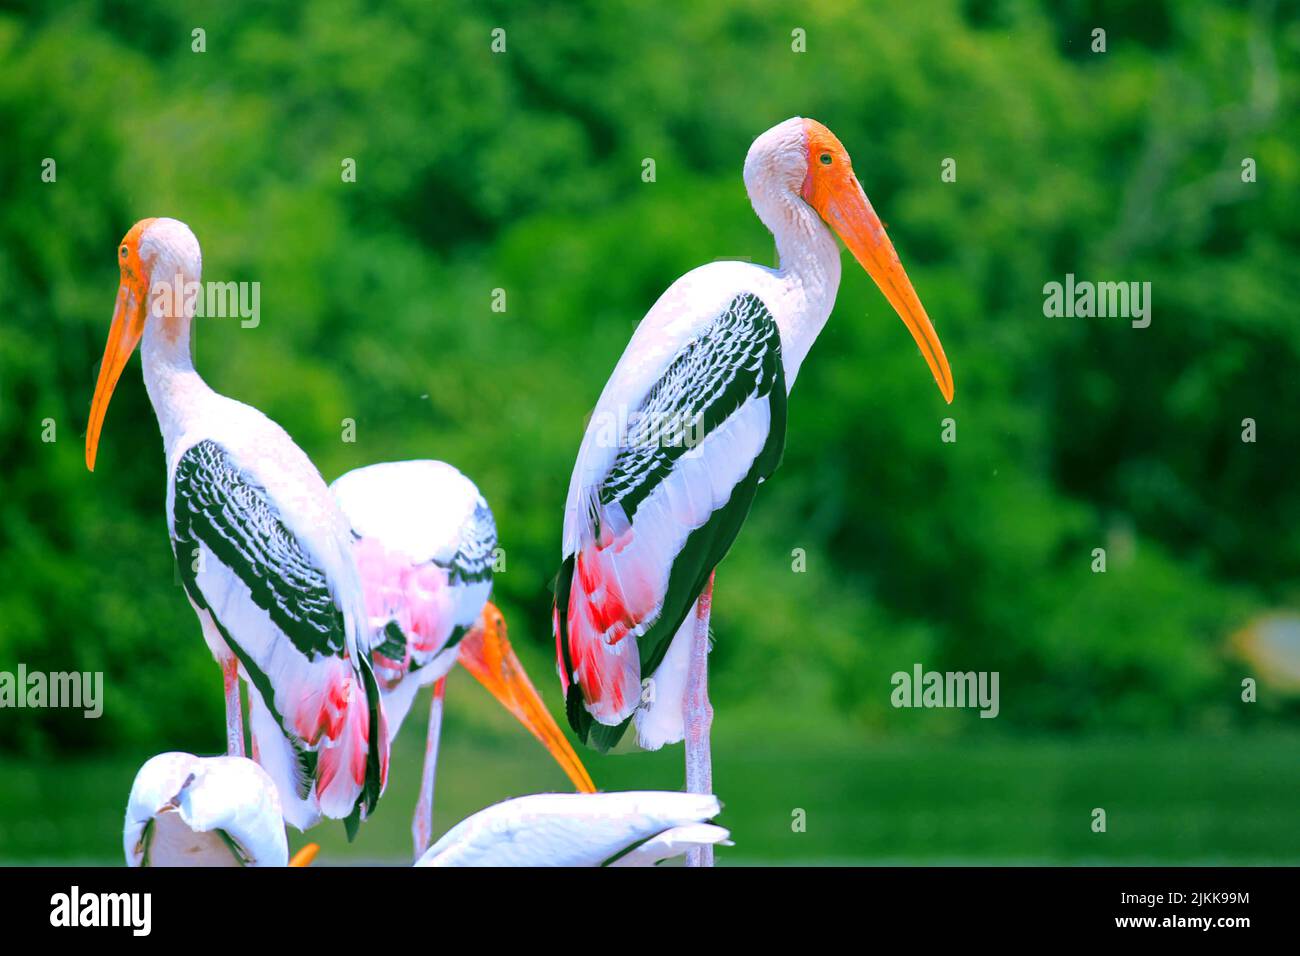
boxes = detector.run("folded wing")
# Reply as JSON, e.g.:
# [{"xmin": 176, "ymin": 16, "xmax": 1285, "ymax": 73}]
[
  {"xmin": 556, "ymin": 293, "xmax": 787, "ymax": 750},
  {"xmin": 172, "ymin": 439, "xmax": 386, "ymax": 828},
  {"xmin": 415, "ymin": 791, "xmax": 727, "ymax": 867}
]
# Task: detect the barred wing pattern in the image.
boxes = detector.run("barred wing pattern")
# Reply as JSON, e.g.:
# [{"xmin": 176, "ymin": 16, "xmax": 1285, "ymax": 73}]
[
  {"xmin": 556, "ymin": 293, "xmax": 787, "ymax": 751},
  {"xmin": 173, "ymin": 439, "xmax": 385, "ymax": 828},
  {"xmin": 449, "ymin": 500, "xmax": 497, "ymax": 587},
  {"xmin": 174, "ymin": 441, "xmax": 347, "ymax": 659}
]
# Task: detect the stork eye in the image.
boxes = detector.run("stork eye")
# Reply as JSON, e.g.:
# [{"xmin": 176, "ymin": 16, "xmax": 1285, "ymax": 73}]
[
  {"xmin": 819, "ymin": 153, "xmax": 833, "ymax": 166},
  {"xmin": 120, "ymin": 245, "xmax": 129, "ymax": 259}
]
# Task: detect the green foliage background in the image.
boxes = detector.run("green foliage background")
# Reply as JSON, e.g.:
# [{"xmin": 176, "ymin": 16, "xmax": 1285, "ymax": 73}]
[{"xmin": 0, "ymin": 0, "xmax": 1297, "ymax": 783}]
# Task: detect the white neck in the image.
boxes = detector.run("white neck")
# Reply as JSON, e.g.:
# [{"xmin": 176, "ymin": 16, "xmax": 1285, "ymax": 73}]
[
  {"xmin": 141, "ymin": 271, "xmax": 215, "ymax": 453},
  {"xmin": 754, "ymin": 189, "xmax": 841, "ymax": 387}
]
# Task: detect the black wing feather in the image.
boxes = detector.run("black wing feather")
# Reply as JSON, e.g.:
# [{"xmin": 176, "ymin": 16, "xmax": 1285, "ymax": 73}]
[
  {"xmin": 448, "ymin": 500, "xmax": 496, "ymax": 586},
  {"xmin": 560, "ymin": 293, "xmax": 787, "ymax": 750},
  {"xmin": 172, "ymin": 439, "xmax": 346, "ymax": 662}
]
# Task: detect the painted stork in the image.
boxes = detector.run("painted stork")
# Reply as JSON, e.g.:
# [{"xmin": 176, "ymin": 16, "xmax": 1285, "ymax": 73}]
[
  {"xmin": 330, "ymin": 460, "xmax": 595, "ymax": 857},
  {"xmin": 554, "ymin": 118, "xmax": 954, "ymax": 865},
  {"xmin": 86, "ymin": 218, "xmax": 387, "ymax": 836},
  {"xmin": 415, "ymin": 791, "xmax": 728, "ymax": 867},
  {"xmin": 124, "ymin": 752, "xmax": 292, "ymax": 866},
  {"xmin": 125, "ymin": 756, "xmax": 722, "ymax": 867}
]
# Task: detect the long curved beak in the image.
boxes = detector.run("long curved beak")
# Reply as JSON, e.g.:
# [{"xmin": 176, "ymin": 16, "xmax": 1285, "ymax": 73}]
[
  {"xmin": 457, "ymin": 603, "xmax": 596, "ymax": 793},
  {"xmin": 86, "ymin": 279, "xmax": 147, "ymax": 471},
  {"xmin": 823, "ymin": 176, "xmax": 954, "ymax": 403}
]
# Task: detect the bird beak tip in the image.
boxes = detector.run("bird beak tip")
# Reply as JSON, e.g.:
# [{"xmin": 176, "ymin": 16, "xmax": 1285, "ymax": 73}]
[
  {"xmin": 824, "ymin": 183, "xmax": 954, "ymax": 406},
  {"xmin": 458, "ymin": 606, "xmax": 597, "ymax": 794}
]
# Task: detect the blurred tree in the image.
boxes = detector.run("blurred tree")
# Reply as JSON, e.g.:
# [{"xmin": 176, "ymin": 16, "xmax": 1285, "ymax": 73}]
[{"xmin": 0, "ymin": 0, "xmax": 1296, "ymax": 755}]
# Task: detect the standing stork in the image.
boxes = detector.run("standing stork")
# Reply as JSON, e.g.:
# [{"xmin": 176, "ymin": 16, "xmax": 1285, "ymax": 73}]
[
  {"xmin": 554, "ymin": 118, "xmax": 954, "ymax": 865},
  {"xmin": 331, "ymin": 460, "xmax": 595, "ymax": 858},
  {"xmin": 86, "ymin": 218, "xmax": 387, "ymax": 836}
]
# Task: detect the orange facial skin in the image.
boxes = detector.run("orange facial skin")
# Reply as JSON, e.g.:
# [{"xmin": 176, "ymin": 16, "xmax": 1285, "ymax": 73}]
[
  {"xmin": 800, "ymin": 119, "xmax": 953, "ymax": 403},
  {"xmin": 86, "ymin": 218, "xmax": 158, "ymax": 471}
]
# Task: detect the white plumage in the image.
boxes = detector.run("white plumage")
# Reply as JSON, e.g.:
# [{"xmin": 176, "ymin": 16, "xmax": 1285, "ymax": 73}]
[
  {"xmin": 124, "ymin": 752, "xmax": 288, "ymax": 867},
  {"xmin": 332, "ymin": 460, "xmax": 485, "ymax": 571},
  {"xmin": 331, "ymin": 459, "xmax": 493, "ymax": 730},
  {"xmin": 553, "ymin": 118, "xmax": 954, "ymax": 870},
  {"xmin": 555, "ymin": 122, "xmax": 846, "ymax": 756},
  {"xmin": 415, "ymin": 791, "xmax": 729, "ymax": 867},
  {"xmin": 86, "ymin": 218, "xmax": 388, "ymax": 835},
  {"xmin": 171, "ymin": 409, "xmax": 376, "ymax": 829},
  {"xmin": 330, "ymin": 459, "xmax": 595, "ymax": 859}
]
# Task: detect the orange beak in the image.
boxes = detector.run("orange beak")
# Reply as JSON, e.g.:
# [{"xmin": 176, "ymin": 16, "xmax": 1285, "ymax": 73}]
[
  {"xmin": 86, "ymin": 274, "xmax": 148, "ymax": 471},
  {"xmin": 288, "ymin": 843, "xmax": 320, "ymax": 867},
  {"xmin": 802, "ymin": 139, "xmax": 954, "ymax": 403},
  {"xmin": 457, "ymin": 603, "xmax": 596, "ymax": 793}
]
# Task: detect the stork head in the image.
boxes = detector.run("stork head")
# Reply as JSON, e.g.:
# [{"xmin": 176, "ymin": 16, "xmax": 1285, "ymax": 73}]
[
  {"xmin": 124, "ymin": 753, "xmax": 289, "ymax": 867},
  {"xmin": 744, "ymin": 118, "xmax": 954, "ymax": 403},
  {"xmin": 456, "ymin": 602, "xmax": 597, "ymax": 794},
  {"xmin": 86, "ymin": 217, "xmax": 202, "ymax": 471}
]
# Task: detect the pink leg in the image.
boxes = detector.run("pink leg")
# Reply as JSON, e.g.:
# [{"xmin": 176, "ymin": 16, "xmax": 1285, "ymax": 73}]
[
  {"xmin": 684, "ymin": 572, "xmax": 716, "ymax": 867},
  {"xmin": 222, "ymin": 656, "xmax": 245, "ymax": 757},
  {"xmin": 412, "ymin": 677, "xmax": 447, "ymax": 860}
]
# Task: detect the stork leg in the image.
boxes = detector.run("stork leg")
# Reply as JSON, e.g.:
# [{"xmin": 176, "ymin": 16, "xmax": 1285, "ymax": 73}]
[
  {"xmin": 412, "ymin": 677, "xmax": 447, "ymax": 860},
  {"xmin": 221, "ymin": 655, "xmax": 245, "ymax": 757},
  {"xmin": 684, "ymin": 571, "xmax": 716, "ymax": 867}
]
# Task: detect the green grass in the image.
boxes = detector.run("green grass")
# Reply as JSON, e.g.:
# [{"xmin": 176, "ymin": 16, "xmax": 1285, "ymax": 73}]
[{"xmin": 3, "ymin": 696, "xmax": 1296, "ymax": 865}]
